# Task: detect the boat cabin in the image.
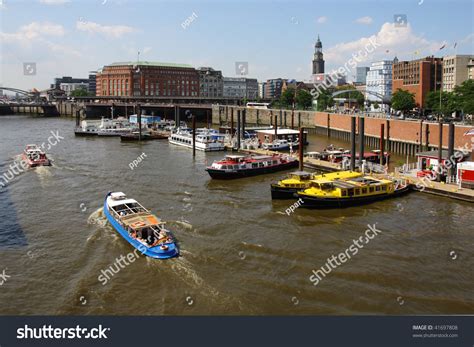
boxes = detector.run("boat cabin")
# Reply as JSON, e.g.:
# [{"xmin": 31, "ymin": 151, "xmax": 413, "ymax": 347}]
[
  {"xmin": 416, "ymin": 150, "xmax": 469, "ymax": 172},
  {"xmin": 108, "ymin": 193, "xmax": 171, "ymax": 246},
  {"xmin": 255, "ymin": 128, "xmax": 308, "ymax": 145},
  {"xmin": 308, "ymin": 177, "xmax": 394, "ymax": 197}
]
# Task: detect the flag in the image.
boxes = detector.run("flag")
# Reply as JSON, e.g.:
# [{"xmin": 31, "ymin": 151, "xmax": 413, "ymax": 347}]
[
  {"xmin": 464, "ymin": 129, "xmax": 474, "ymax": 136},
  {"xmin": 414, "ymin": 50, "xmax": 419, "ymax": 55},
  {"xmin": 439, "ymin": 43, "xmax": 446, "ymax": 50},
  {"xmin": 453, "ymin": 42, "xmax": 457, "ymax": 49},
  {"xmin": 385, "ymin": 49, "xmax": 390, "ymax": 53}
]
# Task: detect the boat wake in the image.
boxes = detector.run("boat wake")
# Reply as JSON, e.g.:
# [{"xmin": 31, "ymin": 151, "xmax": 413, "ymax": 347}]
[
  {"xmin": 87, "ymin": 207, "xmax": 108, "ymax": 228},
  {"xmin": 172, "ymin": 220, "xmax": 193, "ymax": 230}
]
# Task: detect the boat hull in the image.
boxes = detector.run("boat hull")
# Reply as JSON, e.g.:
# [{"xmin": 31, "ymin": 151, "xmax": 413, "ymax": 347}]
[
  {"xmin": 297, "ymin": 185, "xmax": 412, "ymax": 209},
  {"xmin": 206, "ymin": 160, "xmax": 299, "ymax": 179},
  {"xmin": 270, "ymin": 184, "xmax": 303, "ymax": 199},
  {"xmin": 103, "ymin": 195, "xmax": 179, "ymax": 259},
  {"xmin": 74, "ymin": 129, "xmax": 98, "ymax": 137}
]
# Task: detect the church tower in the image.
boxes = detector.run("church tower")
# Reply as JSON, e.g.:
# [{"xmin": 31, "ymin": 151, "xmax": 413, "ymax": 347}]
[{"xmin": 312, "ymin": 35, "xmax": 325, "ymax": 74}]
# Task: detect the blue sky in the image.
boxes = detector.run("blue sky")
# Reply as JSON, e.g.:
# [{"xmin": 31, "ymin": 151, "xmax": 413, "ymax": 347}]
[{"xmin": 1, "ymin": 0, "xmax": 473, "ymax": 90}]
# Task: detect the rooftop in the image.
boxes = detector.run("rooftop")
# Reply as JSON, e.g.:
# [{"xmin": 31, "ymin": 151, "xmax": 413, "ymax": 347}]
[{"xmin": 107, "ymin": 61, "xmax": 194, "ymax": 69}]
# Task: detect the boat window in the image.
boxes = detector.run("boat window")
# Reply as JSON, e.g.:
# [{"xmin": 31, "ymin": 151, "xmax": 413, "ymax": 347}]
[
  {"xmin": 341, "ymin": 190, "xmax": 347, "ymax": 196},
  {"xmin": 369, "ymin": 187, "xmax": 374, "ymax": 193},
  {"xmin": 259, "ymin": 162, "xmax": 264, "ymax": 167},
  {"xmin": 221, "ymin": 165, "xmax": 227, "ymax": 170},
  {"xmin": 375, "ymin": 186, "xmax": 381, "ymax": 191},
  {"xmin": 382, "ymin": 185, "xmax": 387, "ymax": 191},
  {"xmin": 252, "ymin": 163, "xmax": 258, "ymax": 168},
  {"xmin": 362, "ymin": 188, "xmax": 367, "ymax": 194},
  {"xmin": 273, "ymin": 160, "xmax": 277, "ymax": 165},
  {"xmin": 355, "ymin": 189, "xmax": 360, "ymax": 195},
  {"xmin": 233, "ymin": 165, "xmax": 239, "ymax": 170}
]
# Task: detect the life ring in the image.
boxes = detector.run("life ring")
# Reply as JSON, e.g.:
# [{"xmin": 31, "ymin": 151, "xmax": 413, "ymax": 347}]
[{"xmin": 131, "ymin": 221, "xmax": 146, "ymax": 228}]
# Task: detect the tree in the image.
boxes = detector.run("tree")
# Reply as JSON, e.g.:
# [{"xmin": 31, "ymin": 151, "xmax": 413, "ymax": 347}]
[
  {"xmin": 424, "ymin": 90, "xmax": 458, "ymax": 116},
  {"xmin": 391, "ymin": 89, "xmax": 416, "ymax": 112},
  {"xmin": 316, "ymin": 88, "xmax": 334, "ymax": 111},
  {"xmin": 373, "ymin": 101, "xmax": 379, "ymax": 110},
  {"xmin": 70, "ymin": 88, "xmax": 90, "ymax": 97},
  {"xmin": 279, "ymin": 89, "xmax": 295, "ymax": 108},
  {"xmin": 295, "ymin": 89, "xmax": 313, "ymax": 109},
  {"xmin": 453, "ymin": 79, "xmax": 474, "ymax": 115}
]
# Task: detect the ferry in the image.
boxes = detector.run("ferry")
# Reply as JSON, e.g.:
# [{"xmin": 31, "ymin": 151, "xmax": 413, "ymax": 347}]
[
  {"xmin": 297, "ymin": 175, "xmax": 411, "ymax": 208},
  {"xmin": 22, "ymin": 144, "xmax": 51, "ymax": 167},
  {"xmin": 103, "ymin": 192, "xmax": 179, "ymax": 259},
  {"xmin": 271, "ymin": 170, "xmax": 362, "ymax": 199},
  {"xmin": 206, "ymin": 154, "xmax": 298, "ymax": 179},
  {"xmin": 169, "ymin": 128, "xmax": 225, "ymax": 151}
]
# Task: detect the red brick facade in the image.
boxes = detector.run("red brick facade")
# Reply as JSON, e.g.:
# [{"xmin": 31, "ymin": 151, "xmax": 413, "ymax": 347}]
[
  {"xmin": 96, "ymin": 63, "xmax": 199, "ymax": 97},
  {"xmin": 392, "ymin": 57, "xmax": 442, "ymax": 107}
]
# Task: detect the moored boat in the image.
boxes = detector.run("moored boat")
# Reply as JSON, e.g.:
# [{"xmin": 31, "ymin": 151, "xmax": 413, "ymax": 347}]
[
  {"xmin": 169, "ymin": 128, "xmax": 225, "ymax": 151},
  {"xmin": 206, "ymin": 154, "xmax": 298, "ymax": 179},
  {"xmin": 271, "ymin": 170, "xmax": 362, "ymax": 199},
  {"xmin": 22, "ymin": 144, "xmax": 51, "ymax": 167},
  {"xmin": 120, "ymin": 130, "xmax": 169, "ymax": 141},
  {"xmin": 296, "ymin": 175, "xmax": 411, "ymax": 208},
  {"xmin": 103, "ymin": 192, "xmax": 179, "ymax": 259}
]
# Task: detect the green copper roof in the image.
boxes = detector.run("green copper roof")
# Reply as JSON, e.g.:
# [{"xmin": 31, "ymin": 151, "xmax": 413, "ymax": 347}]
[{"xmin": 108, "ymin": 61, "xmax": 194, "ymax": 68}]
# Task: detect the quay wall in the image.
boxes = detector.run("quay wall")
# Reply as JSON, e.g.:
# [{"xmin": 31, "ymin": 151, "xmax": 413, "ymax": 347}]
[{"xmin": 213, "ymin": 105, "xmax": 473, "ymax": 155}]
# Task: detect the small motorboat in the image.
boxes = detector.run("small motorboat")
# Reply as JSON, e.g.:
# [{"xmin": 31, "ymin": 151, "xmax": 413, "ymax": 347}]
[
  {"xmin": 206, "ymin": 154, "xmax": 298, "ymax": 179},
  {"xmin": 103, "ymin": 192, "xmax": 179, "ymax": 259},
  {"xmin": 296, "ymin": 176, "xmax": 411, "ymax": 208},
  {"xmin": 22, "ymin": 144, "xmax": 51, "ymax": 167}
]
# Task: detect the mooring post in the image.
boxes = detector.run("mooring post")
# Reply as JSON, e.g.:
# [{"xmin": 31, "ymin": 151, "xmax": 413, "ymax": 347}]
[
  {"xmin": 274, "ymin": 115, "xmax": 278, "ymax": 140},
  {"xmin": 358, "ymin": 116, "xmax": 365, "ymax": 169},
  {"xmin": 291, "ymin": 109, "xmax": 294, "ymax": 129},
  {"xmin": 437, "ymin": 121, "xmax": 443, "ymax": 182},
  {"xmin": 242, "ymin": 109, "xmax": 246, "ymax": 140},
  {"xmin": 299, "ymin": 127, "xmax": 304, "ymax": 171},
  {"xmin": 137, "ymin": 104, "xmax": 142, "ymax": 141},
  {"xmin": 75, "ymin": 109, "xmax": 80, "ymax": 127},
  {"xmin": 206, "ymin": 109, "xmax": 209, "ymax": 128},
  {"xmin": 419, "ymin": 120, "xmax": 423, "ymax": 152},
  {"xmin": 192, "ymin": 114, "xmax": 196, "ymax": 157},
  {"xmin": 380, "ymin": 123, "xmax": 385, "ymax": 165},
  {"xmin": 230, "ymin": 108, "xmax": 234, "ymax": 135},
  {"xmin": 448, "ymin": 123, "xmax": 455, "ymax": 177},
  {"xmin": 425, "ymin": 123, "xmax": 430, "ymax": 151},
  {"xmin": 350, "ymin": 116, "xmax": 356, "ymax": 171},
  {"xmin": 237, "ymin": 109, "xmax": 241, "ymax": 150}
]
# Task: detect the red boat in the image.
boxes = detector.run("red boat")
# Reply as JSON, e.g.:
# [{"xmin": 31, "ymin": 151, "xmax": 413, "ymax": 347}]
[
  {"xmin": 206, "ymin": 154, "xmax": 298, "ymax": 179},
  {"xmin": 22, "ymin": 144, "xmax": 51, "ymax": 167}
]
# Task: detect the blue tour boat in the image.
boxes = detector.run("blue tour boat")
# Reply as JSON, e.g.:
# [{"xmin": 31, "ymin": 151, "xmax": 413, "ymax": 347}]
[{"xmin": 103, "ymin": 192, "xmax": 179, "ymax": 259}]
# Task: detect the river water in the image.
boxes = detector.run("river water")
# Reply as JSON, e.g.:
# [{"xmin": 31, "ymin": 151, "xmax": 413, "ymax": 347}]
[{"xmin": 0, "ymin": 115, "xmax": 473, "ymax": 315}]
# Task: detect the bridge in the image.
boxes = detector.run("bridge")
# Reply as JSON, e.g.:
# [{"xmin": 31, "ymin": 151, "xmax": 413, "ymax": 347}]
[{"xmin": 332, "ymin": 89, "xmax": 391, "ymax": 104}]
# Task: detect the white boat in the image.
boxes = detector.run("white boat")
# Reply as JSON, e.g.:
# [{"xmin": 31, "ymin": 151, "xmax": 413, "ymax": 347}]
[
  {"xmin": 262, "ymin": 139, "xmax": 299, "ymax": 151},
  {"xmin": 168, "ymin": 128, "xmax": 225, "ymax": 152},
  {"xmin": 74, "ymin": 117, "xmax": 133, "ymax": 137}
]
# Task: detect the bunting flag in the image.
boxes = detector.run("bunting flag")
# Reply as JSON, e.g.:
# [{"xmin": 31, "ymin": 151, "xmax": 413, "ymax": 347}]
[
  {"xmin": 439, "ymin": 43, "xmax": 446, "ymax": 50},
  {"xmin": 464, "ymin": 129, "xmax": 474, "ymax": 136}
]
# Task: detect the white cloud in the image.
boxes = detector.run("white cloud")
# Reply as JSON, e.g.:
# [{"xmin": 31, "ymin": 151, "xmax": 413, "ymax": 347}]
[
  {"xmin": 316, "ymin": 16, "xmax": 327, "ymax": 24},
  {"xmin": 0, "ymin": 22, "xmax": 65, "ymax": 44},
  {"xmin": 355, "ymin": 16, "xmax": 373, "ymax": 25},
  {"xmin": 39, "ymin": 0, "xmax": 70, "ymax": 4},
  {"xmin": 142, "ymin": 46, "xmax": 152, "ymax": 54},
  {"xmin": 76, "ymin": 21, "xmax": 137, "ymax": 38},
  {"xmin": 324, "ymin": 22, "xmax": 445, "ymax": 70}
]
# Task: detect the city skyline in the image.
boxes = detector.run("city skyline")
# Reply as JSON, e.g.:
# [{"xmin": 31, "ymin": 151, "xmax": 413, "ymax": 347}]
[{"xmin": 1, "ymin": 0, "xmax": 473, "ymax": 90}]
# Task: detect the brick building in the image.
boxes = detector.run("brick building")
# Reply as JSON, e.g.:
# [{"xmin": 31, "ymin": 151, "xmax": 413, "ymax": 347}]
[
  {"xmin": 96, "ymin": 62, "xmax": 199, "ymax": 97},
  {"xmin": 197, "ymin": 67, "xmax": 223, "ymax": 98},
  {"xmin": 392, "ymin": 56, "xmax": 442, "ymax": 107}
]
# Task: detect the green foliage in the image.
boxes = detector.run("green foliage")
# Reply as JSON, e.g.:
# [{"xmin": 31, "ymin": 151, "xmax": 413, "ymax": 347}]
[
  {"xmin": 295, "ymin": 89, "xmax": 313, "ymax": 109},
  {"xmin": 453, "ymin": 79, "xmax": 474, "ymax": 115},
  {"xmin": 335, "ymin": 85, "xmax": 365, "ymax": 106},
  {"xmin": 424, "ymin": 91, "xmax": 458, "ymax": 115},
  {"xmin": 70, "ymin": 88, "xmax": 90, "ymax": 97},
  {"xmin": 373, "ymin": 101, "xmax": 379, "ymax": 109},
  {"xmin": 316, "ymin": 89, "xmax": 334, "ymax": 111},
  {"xmin": 391, "ymin": 89, "xmax": 416, "ymax": 112},
  {"xmin": 279, "ymin": 89, "xmax": 295, "ymax": 107}
]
